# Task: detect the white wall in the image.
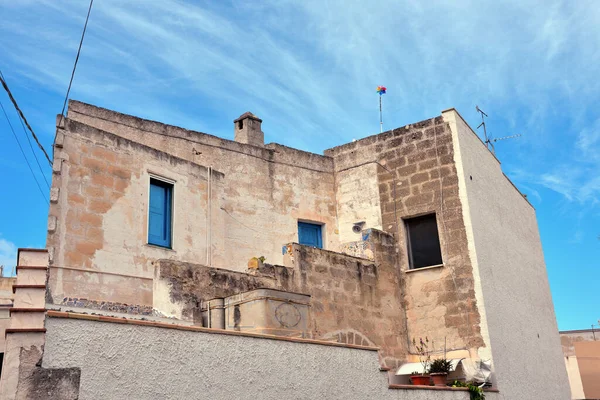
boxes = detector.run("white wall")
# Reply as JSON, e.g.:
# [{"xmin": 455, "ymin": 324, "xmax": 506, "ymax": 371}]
[
  {"xmin": 564, "ymin": 357, "xmax": 585, "ymax": 399},
  {"xmin": 445, "ymin": 109, "xmax": 570, "ymax": 400},
  {"xmin": 42, "ymin": 317, "xmax": 495, "ymax": 400}
]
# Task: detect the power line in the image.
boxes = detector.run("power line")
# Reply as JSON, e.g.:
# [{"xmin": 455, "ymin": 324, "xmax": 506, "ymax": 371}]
[
  {"xmin": 0, "ymin": 72, "xmax": 50, "ymax": 188},
  {"xmin": 0, "ymin": 99, "xmax": 49, "ymax": 204},
  {"xmin": 60, "ymin": 0, "xmax": 94, "ymax": 117},
  {"xmin": 0, "ymin": 71, "xmax": 52, "ymax": 166},
  {"xmin": 16, "ymin": 110, "xmax": 51, "ymax": 189}
]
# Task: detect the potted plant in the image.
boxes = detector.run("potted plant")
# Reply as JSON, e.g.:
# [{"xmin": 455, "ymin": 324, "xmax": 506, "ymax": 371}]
[
  {"xmin": 451, "ymin": 380, "xmax": 486, "ymax": 400},
  {"xmin": 410, "ymin": 337, "xmax": 432, "ymax": 385},
  {"xmin": 429, "ymin": 358, "xmax": 452, "ymax": 386},
  {"xmin": 410, "ymin": 371, "xmax": 430, "ymax": 386}
]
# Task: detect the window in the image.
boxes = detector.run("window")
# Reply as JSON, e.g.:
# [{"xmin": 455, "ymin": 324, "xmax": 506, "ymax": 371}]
[
  {"xmin": 405, "ymin": 214, "xmax": 443, "ymax": 269},
  {"xmin": 298, "ymin": 222, "xmax": 323, "ymax": 249},
  {"xmin": 148, "ymin": 178, "xmax": 173, "ymax": 248}
]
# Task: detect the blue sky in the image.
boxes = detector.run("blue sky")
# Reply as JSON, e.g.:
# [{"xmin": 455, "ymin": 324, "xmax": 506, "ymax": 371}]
[{"xmin": 0, "ymin": 0, "xmax": 598, "ymax": 331}]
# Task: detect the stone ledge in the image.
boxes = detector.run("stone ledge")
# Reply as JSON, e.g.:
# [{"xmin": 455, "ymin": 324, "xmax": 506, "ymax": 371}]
[
  {"xmin": 389, "ymin": 384, "xmax": 499, "ymax": 393},
  {"xmin": 405, "ymin": 264, "xmax": 444, "ymax": 273},
  {"xmin": 12, "ymin": 284, "xmax": 46, "ymax": 294},
  {"xmin": 47, "ymin": 311, "xmax": 381, "ymax": 352},
  {"xmin": 10, "ymin": 308, "xmax": 47, "ymax": 313},
  {"xmin": 5, "ymin": 328, "xmax": 47, "ymax": 335},
  {"xmin": 16, "ymin": 265, "xmax": 48, "ymax": 271}
]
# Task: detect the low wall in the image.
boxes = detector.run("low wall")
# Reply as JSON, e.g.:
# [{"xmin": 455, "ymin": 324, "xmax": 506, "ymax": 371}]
[
  {"xmin": 155, "ymin": 229, "xmax": 408, "ymax": 367},
  {"xmin": 41, "ymin": 315, "xmax": 492, "ymax": 400}
]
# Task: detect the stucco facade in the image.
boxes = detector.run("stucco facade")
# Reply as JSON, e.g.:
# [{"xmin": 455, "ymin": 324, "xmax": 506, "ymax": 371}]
[
  {"xmin": 444, "ymin": 110, "xmax": 571, "ymax": 399},
  {"xmin": 40, "ymin": 314, "xmax": 500, "ymax": 400},
  {"xmin": 560, "ymin": 329, "xmax": 600, "ymax": 399},
  {"xmin": 41, "ymin": 100, "xmax": 569, "ymax": 396}
]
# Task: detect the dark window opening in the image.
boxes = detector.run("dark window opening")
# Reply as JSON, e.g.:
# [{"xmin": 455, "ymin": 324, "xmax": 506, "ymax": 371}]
[
  {"xmin": 238, "ymin": 120, "xmax": 243, "ymax": 130},
  {"xmin": 405, "ymin": 214, "xmax": 443, "ymax": 269}
]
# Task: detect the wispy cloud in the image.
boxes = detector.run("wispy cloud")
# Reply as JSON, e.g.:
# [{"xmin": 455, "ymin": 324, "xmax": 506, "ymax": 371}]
[{"xmin": 1, "ymin": 0, "xmax": 600, "ymax": 207}]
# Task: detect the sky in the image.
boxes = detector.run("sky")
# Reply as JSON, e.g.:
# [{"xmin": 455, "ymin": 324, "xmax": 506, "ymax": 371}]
[{"xmin": 0, "ymin": 0, "xmax": 598, "ymax": 331}]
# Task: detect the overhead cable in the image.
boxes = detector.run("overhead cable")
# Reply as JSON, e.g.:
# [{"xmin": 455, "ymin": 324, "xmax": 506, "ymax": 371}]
[
  {"xmin": 0, "ymin": 71, "xmax": 52, "ymax": 167},
  {"xmin": 60, "ymin": 0, "xmax": 94, "ymax": 117},
  {"xmin": 0, "ymin": 99, "xmax": 49, "ymax": 204}
]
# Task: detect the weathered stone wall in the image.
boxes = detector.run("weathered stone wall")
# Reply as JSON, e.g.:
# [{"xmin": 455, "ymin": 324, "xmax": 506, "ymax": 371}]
[
  {"xmin": 325, "ymin": 117, "xmax": 484, "ymax": 359},
  {"xmin": 65, "ymin": 100, "xmax": 339, "ymax": 271},
  {"xmin": 335, "ymin": 163, "xmax": 382, "ymax": 243},
  {"xmin": 154, "ymin": 259, "xmax": 285, "ymax": 321},
  {"xmin": 155, "ymin": 230, "xmax": 407, "ymax": 366},
  {"xmin": 48, "ymin": 119, "xmax": 224, "ymax": 306},
  {"xmin": 289, "ymin": 231, "xmax": 407, "ymax": 367}
]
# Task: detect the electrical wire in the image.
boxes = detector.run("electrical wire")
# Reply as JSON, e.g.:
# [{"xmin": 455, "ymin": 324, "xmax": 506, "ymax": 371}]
[
  {"xmin": 60, "ymin": 0, "xmax": 94, "ymax": 117},
  {"xmin": 0, "ymin": 71, "xmax": 52, "ymax": 166},
  {"xmin": 0, "ymin": 99, "xmax": 49, "ymax": 204},
  {"xmin": 14, "ymin": 98, "xmax": 51, "ymax": 190},
  {"xmin": 0, "ymin": 71, "xmax": 50, "ymax": 188}
]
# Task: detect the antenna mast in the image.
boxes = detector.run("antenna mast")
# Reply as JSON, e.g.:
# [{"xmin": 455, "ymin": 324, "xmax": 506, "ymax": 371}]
[
  {"xmin": 475, "ymin": 105, "xmax": 522, "ymax": 155},
  {"xmin": 476, "ymin": 105, "xmax": 493, "ymax": 153}
]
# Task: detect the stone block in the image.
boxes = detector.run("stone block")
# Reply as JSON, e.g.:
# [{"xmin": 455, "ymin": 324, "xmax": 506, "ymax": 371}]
[
  {"xmin": 395, "ymin": 164, "xmax": 417, "ymax": 177},
  {"xmin": 52, "ymin": 158, "xmax": 62, "ymax": 174},
  {"xmin": 410, "ymin": 172, "xmax": 429, "ymax": 185},
  {"xmin": 396, "ymin": 144, "xmax": 416, "ymax": 157},
  {"xmin": 47, "ymin": 216, "xmax": 57, "ymax": 233},
  {"xmin": 50, "ymin": 187, "xmax": 59, "ymax": 203},
  {"xmin": 404, "ymin": 193, "xmax": 434, "ymax": 207},
  {"xmin": 90, "ymin": 174, "xmax": 114, "ymax": 188}
]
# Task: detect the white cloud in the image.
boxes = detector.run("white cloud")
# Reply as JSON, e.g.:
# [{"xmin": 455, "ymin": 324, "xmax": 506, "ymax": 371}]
[
  {"xmin": 0, "ymin": 237, "xmax": 17, "ymax": 277},
  {"xmin": 1, "ymin": 0, "xmax": 600, "ymax": 206}
]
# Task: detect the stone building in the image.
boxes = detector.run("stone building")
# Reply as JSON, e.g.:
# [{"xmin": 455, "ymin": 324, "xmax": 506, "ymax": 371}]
[
  {"xmin": 560, "ymin": 328, "xmax": 600, "ymax": 399},
  {"xmin": 1, "ymin": 100, "xmax": 568, "ymax": 399},
  {"xmin": 0, "ymin": 273, "xmax": 16, "ymax": 379}
]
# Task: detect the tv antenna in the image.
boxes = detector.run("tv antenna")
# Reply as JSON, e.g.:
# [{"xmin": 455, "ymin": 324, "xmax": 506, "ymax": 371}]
[{"xmin": 476, "ymin": 105, "xmax": 522, "ymax": 155}]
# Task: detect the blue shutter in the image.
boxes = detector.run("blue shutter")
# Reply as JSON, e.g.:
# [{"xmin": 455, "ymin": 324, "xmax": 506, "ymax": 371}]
[
  {"xmin": 148, "ymin": 179, "xmax": 172, "ymax": 248},
  {"xmin": 298, "ymin": 222, "xmax": 323, "ymax": 248}
]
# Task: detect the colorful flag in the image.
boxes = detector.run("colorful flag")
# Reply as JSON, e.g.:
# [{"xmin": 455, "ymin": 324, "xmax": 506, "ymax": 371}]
[{"xmin": 376, "ymin": 86, "xmax": 387, "ymax": 95}]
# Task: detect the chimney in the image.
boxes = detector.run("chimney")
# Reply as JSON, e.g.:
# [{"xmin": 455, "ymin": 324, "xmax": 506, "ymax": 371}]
[{"xmin": 234, "ymin": 112, "xmax": 264, "ymax": 147}]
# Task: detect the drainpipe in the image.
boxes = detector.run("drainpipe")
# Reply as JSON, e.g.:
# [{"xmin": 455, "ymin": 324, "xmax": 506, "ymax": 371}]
[
  {"xmin": 206, "ymin": 166, "xmax": 212, "ymax": 267},
  {"xmin": 208, "ymin": 298, "xmax": 225, "ymax": 329}
]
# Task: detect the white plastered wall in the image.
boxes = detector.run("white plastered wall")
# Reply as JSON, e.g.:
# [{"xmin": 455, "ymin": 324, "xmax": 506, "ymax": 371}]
[
  {"xmin": 444, "ymin": 109, "xmax": 570, "ymax": 400},
  {"xmin": 42, "ymin": 317, "xmax": 499, "ymax": 400}
]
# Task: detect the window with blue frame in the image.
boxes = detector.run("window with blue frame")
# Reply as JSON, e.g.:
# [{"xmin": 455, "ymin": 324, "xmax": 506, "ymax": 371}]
[
  {"xmin": 148, "ymin": 178, "xmax": 173, "ymax": 248},
  {"xmin": 298, "ymin": 222, "xmax": 323, "ymax": 249}
]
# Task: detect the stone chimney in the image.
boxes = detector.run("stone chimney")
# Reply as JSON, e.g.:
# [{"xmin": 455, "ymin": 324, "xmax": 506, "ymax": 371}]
[{"xmin": 234, "ymin": 112, "xmax": 264, "ymax": 147}]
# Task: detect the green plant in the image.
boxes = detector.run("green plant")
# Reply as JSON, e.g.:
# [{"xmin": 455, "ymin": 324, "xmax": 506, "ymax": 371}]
[
  {"xmin": 412, "ymin": 337, "xmax": 433, "ymax": 375},
  {"xmin": 451, "ymin": 380, "xmax": 485, "ymax": 400},
  {"xmin": 258, "ymin": 256, "xmax": 266, "ymax": 263},
  {"xmin": 429, "ymin": 358, "xmax": 453, "ymax": 374}
]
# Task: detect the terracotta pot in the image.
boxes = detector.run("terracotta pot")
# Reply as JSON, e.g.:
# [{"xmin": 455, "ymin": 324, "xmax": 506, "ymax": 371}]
[
  {"xmin": 430, "ymin": 373, "xmax": 448, "ymax": 387},
  {"xmin": 410, "ymin": 375, "xmax": 431, "ymax": 386}
]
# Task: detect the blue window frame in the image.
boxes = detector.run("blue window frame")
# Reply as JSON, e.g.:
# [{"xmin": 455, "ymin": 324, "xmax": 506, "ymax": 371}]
[
  {"xmin": 148, "ymin": 178, "xmax": 173, "ymax": 248},
  {"xmin": 298, "ymin": 222, "xmax": 323, "ymax": 249}
]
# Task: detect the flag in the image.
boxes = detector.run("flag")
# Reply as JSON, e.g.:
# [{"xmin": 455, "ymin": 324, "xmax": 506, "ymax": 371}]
[{"xmin": 376, "ymin": 86, "xmax": 387, "ymax": 95}]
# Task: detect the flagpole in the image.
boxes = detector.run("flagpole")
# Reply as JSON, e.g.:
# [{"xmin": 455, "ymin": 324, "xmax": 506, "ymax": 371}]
[
  {"xmin": 379, "ymin": 95, "xmax": 383, "ymax": 133},
  {"xmin": 377, "ymin": 86, "xmax": 386, "ymax": 133}
]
